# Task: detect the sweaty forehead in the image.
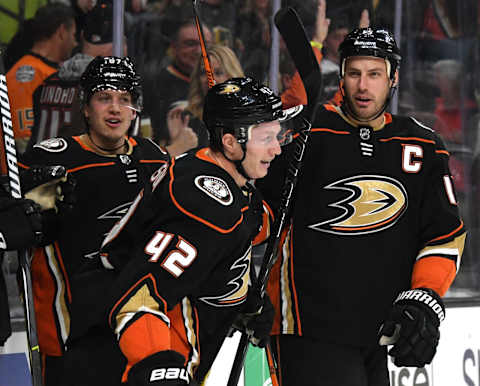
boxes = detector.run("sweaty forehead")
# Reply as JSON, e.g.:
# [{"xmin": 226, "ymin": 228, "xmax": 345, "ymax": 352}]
[{"xmin": 345, "ymin": 56, "xmax": 387, "ymax": 70}]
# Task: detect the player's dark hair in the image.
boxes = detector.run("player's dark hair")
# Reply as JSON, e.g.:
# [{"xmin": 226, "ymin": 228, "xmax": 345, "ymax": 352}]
[{"xmin": 32, "ymin": 3, "xmax": 76, "ymax": 42}]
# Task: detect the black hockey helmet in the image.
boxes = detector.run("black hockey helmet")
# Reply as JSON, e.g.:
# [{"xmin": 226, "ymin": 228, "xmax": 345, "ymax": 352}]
[
  {"xmin": 339, "ymin": 27, "xmax": 401, "ymax": 81},
  {"xmin": 80, "ymin": 56, "xmax": 142, "ymax": 111},
  {"xmin": 203, "ymin": 77, "xmax": 303, "ymax": 152}
]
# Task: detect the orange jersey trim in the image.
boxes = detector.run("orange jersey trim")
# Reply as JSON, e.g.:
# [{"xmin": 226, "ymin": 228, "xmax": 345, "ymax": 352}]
[
  {"xmin": 67, "ymin": 162, "xmax": 116, "ymax": 173},
  {"xmin": 379, "ymin": 137, "xmax": 436, "ymax": 144},
  {"xmin": 428, "ymin": 221, "xmax": 464, "ymax": 243},
  {"xmin": 168, "ymin": 159, "xmax": 246, "ymax": 234},
  {"xmin": 167, "ymin": 65, "xmax": 190, "ymax": 83},
  {"xmin": 411, "ymin": 257, "xmax": 456, "ymax": 297},
  {"xmin": 288, "ymin": 225, "xmax": 302, "ymax": 335},
  {"xmin": 312, "ymin": 128, "xmax": 350, "ymax": 135},
  {"xmin": 436, "ymin": 150, "xmax": 450, "ymax": 156}
]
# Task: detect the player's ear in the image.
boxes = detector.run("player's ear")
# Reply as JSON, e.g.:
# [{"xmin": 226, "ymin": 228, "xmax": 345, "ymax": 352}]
[
  {"xmin": 222, "ymin": 133, "xmax": 237, "ymax": 155},
  {"xmin": 392, "ymin": 70, "xmax": 399, "ymax": 88}
]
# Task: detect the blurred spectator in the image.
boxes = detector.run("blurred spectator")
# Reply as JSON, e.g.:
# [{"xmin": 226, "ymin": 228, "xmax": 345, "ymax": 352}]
[
  {"xmin": 0, "ymin": 0, "xmax": 48, "ymax": 49},
  {"xmin": 28, "ymin": 2, "xmax": 125, "ymax": 149},
  {"xmin": 432, "ymin": 59, "xmax": 477, "ymax": 145},
  {"xmin": 198, "ymin": 0, "xmax": 237, "ymax": 48},
  {"xmin": 164, "ymin": 44, "xmax": 244, "ymax": 156},
  {"xmin": 143, "ymin": 18, "xmax": 212, "ymax": 145},
  {"xmin": 6, "ymin": 3, "xmax": 77, "ymax": 154},
  {"xmin": 70, "ymin": 0, "xmax": 97, "ymax": 43},
  {"xmin": 235, "ymin": 0, "xmax": 271, "ymax": 82},
  {"xmin": 319, "ymin": 15, "xmax": 349, "ymax": 102}
]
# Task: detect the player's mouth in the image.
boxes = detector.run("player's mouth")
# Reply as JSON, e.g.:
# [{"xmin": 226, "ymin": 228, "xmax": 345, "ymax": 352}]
[
  {"xmin": 355, "ymin": 96, "xmax": 372, "ymax": 108},
  {"xmin": 105, "ymin": 118, "xmax": 122, "ymax": 127}
]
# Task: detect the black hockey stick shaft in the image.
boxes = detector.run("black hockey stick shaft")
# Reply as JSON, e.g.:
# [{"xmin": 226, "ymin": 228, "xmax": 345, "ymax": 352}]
[
  {"xmin": 227, "ymin": 7, "xmax": 321, "ymax": 386},
  {"xmin": 0, "ymin": 52, "xmax": 43, "ymax": 386}
]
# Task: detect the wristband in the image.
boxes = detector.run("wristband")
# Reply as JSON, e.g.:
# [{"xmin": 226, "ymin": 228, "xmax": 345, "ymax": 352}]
[{"xmin": 310, "ymin": 41, "xmax": 323, "ymax": 50}]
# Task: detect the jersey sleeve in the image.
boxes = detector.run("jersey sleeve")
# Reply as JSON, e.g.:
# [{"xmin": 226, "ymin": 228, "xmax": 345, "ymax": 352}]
[
  {"xmin": 411, "ymin": 133, "xmax": 466, "ymax": 296},
  {"xmin": 281, "ymin": 46, "xmax": 322, "ymax": 108}
]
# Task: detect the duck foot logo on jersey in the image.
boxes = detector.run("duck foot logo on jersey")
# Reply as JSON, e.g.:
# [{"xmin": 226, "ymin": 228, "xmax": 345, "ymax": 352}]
[{"xmin": 308, "ymin": 175, "xmax": 408, "ymax": 235}]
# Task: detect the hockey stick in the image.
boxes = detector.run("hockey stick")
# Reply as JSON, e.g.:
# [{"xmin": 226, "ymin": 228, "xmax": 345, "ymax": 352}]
[
  {"xmin": 226, "ymin": 7, "xmax": 322, "ymax": 386},
  {"xmin": 0, "ymin": 51, "xmax": 43, "ymax": 386},
  {"xmin": 191, "ymin": 0, "xmax": 215, "ymax": 88}
]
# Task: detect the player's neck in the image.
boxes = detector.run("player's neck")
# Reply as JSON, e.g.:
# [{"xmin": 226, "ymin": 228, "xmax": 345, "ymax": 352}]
[
  {"xmin": 208, "ymin": 149, "xmax": 248, "ymax": 187},
  {"xmin": 81, "ymin": 133, "xmax": 128, "ymax": 156}
]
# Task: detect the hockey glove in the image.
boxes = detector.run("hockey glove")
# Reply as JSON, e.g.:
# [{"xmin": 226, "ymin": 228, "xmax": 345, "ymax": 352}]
[
  {"xmin": 21, "ymin": 165, "xmax": 74, "ymax": 212},
  {"xmin": 378, "ymin": 288, "xmax": 445, "ymax": 367},
  {"xmin": 232, "ymin": 294, "xmax": 275, "ymax": 348},
  {"xmin": 127, "ymin": 351, "xmax": 197, "ymax": 386},
  {"xmin": 0, "ymin": 197, "xmax": 51, "ymax": 249}
]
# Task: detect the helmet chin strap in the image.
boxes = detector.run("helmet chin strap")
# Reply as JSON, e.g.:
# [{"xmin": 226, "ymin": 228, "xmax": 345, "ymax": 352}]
[{"xmin": 221, "ymin": 143, "xmax": 252, "ymax": 181}]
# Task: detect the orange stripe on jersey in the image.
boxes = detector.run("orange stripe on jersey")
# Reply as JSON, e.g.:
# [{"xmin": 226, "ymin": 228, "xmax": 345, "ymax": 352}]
[
  {"xmin": 119, "ymin": 313, "xmax": 173, "ymax": 382},
  {"xmin": 119, "ymin": 313, "xmax": 172, "ymax": 364},
  {"xmin": 140, "ymin": 159, "xmax": 168, "ymax": 164},
  {"xmin": 128, "ymin": 137, "xmax": 138, "ymax": 147},
  {"xmin": 168, "ymin": 303, "xmax": 198, "ymax": 370},
  {"xmin": 167, "ymin": 65, "xmax": 191, "ymax": 83},
  {"xmin": 411, "ymin": 257, "xmax": 456, "ymax": 297},
  {"xmin": 312, "ymin": 128, "xmax": 350, "ymax": 135},
  {"xmin": 324, "ymin": 104, "xmax": 337, "ymax": 113},
  {"xmin": 18, "ymin": 161, "xmax": 29, "ymax": 170},
  {"xmin": 67, "ymin": 162, "xmax": 115, "ymax": 173},
  {"xmin": 384, "ymin": 113, "xmax": 392, "ymax": 124},
  {"xmin": 196, "ymin": 147, "xmax": 219, "ymax": 166},
  {"xmin": 32, "ymin": 247, "xmax": 64, "ymax": 356},
  {"xmin": 379, "ymin": 137, "xmax": 435, "ymax": 144},
  {"xmin": 268, "ymin": 229, "xmax": 286, "ymax": 335},
  {"xmin": 168, "ymin": 160, "xmax": 245, "ymax": 234},
  {"xmin": 332, "ymin": 206, "xmax": 405, "ymax": 232},
  {"xmin": 54, "ymin": 242, "xmax": 71, "ymax": 302},
  {"xmin": 428, "ymin": 221, "xmax": 464, "ymax": 243},
  {"xmin": 436, "ymin": 150, "xmax": 450, "ymax": 156},
  {"xmin": 253, "ymin": 202, "xmax": 273, "ymax": 246}
]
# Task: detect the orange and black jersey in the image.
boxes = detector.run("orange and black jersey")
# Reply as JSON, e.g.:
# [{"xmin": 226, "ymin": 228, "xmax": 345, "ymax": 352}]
[
  {"xmin": 100, "ymin": 148, "xmax": 272, "ymax": 382},
  {"xmin": 6, "ymin": 52, "xmax": 59, "ymax": 140},
  {"xmin": 257, "ymin": 104, "xmax": 466, "ymax": 348},
  {"xmin": 19, "ymin": 136, "xmax": 169, "ymax": 356}
]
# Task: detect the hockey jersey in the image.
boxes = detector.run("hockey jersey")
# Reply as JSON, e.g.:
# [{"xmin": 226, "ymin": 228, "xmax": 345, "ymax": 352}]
[
  {"xmin": 258, "ymin": 104, "xmax": 466, "ymax": 348},
  {"xmin": 19, "ymin": 135, "xmax": 169, "ymax": 356},
  {"xmin": 6, "ymin": 53, "xmax": 58, "ymax": 141},
  {"xmin": 100, "ymin": 148, "xmax": 272, "ymax": 382},
  {"xmin": 28, "ymin": 53, "xmax": 96, "ymax": 149}
]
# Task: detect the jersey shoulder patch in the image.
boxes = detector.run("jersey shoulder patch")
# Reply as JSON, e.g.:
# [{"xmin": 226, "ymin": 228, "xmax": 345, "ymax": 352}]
[
  {"xmin": 15, "ymin": 65, "xmax": 36, "ymax": 83},
  {"xmin": 33, "ymin": 137, "xmax": 69, "ymax": 152},
  {"xmin": 169, "ymin": 156, "xmax": 246, "ymax": 233},
  {"xmin": 194, "ymin": 175, "xmax": 234, "ymax": 206}
]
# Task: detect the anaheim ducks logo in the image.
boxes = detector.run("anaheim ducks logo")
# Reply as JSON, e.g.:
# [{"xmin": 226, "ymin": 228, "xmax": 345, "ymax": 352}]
[
  {"xmin": 217, "ymin": 84, "xmax": 240, "ymax": 94},
  {"xmin": 199, "ymin": 246, "xmax": 251, "ymax": 307},
  {"xmin": 309, "ymin": 175, "xmax": 408, "ymax": 235}
]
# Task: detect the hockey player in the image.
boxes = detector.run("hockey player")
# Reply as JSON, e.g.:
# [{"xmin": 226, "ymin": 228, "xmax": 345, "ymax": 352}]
[
  {"xmin": 99, "ymin": 77, "xmax": 304, "ymax": 385},
  {"xmin": 19, "ymin": 56, "xmax": 170, "ymax": 386},
  {"xmin": 257, "ymin": 27, "xmax": 466, "ymax": 386}
]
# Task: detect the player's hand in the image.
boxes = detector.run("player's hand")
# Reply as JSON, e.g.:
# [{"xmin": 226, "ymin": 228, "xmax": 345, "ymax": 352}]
[
  {"xmin": 359, "ymin": 9, "xmax": 370, "ymax": 28},
  {"xmin": 312, "ymin": 0, "xmax": 330, "ymax": 45},
  {"xmin": 232, "ymin": 294, "xmax": 275, "ymax": 348},
  {"xmin": 127, "ymin": 351, "xmax": 196, "ymax": 385},
  {"xmin": 378, "ymin": 288, "xmax": 445, "ymax": 367}
]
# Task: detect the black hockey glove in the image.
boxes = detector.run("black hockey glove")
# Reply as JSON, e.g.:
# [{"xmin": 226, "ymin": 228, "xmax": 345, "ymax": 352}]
[
  {"xmin": 21, "ymin": 165, "xmax": 76, "ymax": 213},
  {"xmin": 232, "ymin": 293, "xmax": 275, "ymax": 348},
  {"xmin": 127, "ymin": 351, "xmax": 197, "ymax": 386},
  {"xmin": 0, "ymin": 197, "xmax": 50, "ymax": 249},
  {"xmin": 378, "ymin": 288, "xmax": 445, "ymax": 367}
]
